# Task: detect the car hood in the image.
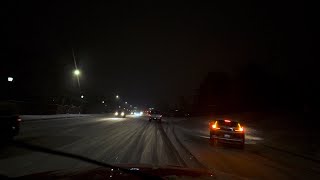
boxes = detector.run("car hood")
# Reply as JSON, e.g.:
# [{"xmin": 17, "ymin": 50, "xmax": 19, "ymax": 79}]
[{"xmin": 15, "ymin": 164, "xmax": 215, "ymax": 179}]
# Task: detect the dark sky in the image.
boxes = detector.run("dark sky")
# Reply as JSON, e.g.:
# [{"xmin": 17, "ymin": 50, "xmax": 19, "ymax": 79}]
[{"xmin": 2, "ymin": 1, "xmax": 313, "ymax": 106}]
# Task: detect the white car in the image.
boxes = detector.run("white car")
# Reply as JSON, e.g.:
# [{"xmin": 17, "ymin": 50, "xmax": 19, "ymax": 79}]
[{"xmin": 149, "ymin": 110, "xmax": 162, "ymax": 122}]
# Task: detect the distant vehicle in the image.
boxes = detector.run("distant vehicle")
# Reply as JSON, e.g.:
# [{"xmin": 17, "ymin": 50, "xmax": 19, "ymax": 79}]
[
  {"xmin": 209, "ymin": 119, "xmax": 245, "ymax": 148},
  {"xmin": 0, "ymin": 102, "xmax": 21, "ymax": 139},
  {"xmin": 114, "ymin": 110, "xmax": 126, "ymax": 118},
  {"xmin": 149, "ymin": 110, "xmax": 162, "ymax": 122},
  {"xmin": 134, "ymin": 111, "xmax": 143, "ymax": 116}
]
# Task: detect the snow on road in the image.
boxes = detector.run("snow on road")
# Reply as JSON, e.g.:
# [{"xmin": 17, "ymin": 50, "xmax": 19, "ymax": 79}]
[{"xmin": 167, "ymin": 116, "xmax": 320, "ymax": 179}]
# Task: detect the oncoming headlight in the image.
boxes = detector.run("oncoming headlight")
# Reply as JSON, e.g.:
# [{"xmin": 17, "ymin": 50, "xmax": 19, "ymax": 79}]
[{"xmin": 121, "ymin": 112, "xmax": 125, "ymax": 116}]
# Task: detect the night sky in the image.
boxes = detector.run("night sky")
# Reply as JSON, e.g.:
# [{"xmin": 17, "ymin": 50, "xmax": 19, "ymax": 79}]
[{"xmin": 2, "ymin": 1, "xmax": 314, "ymax": 106}]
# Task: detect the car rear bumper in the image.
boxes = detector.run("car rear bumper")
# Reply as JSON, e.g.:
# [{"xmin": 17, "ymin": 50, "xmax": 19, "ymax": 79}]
[
  {"xmin": 211, "ymin": 135, "xmax": 244, "ymax": 143},
  {"xmin": 150, "ymin": 117, "xmax": 161, "ymax": 120},
  {"xmin": 210, "ymin": 130, "xmax": 244, "ymax": 144}
]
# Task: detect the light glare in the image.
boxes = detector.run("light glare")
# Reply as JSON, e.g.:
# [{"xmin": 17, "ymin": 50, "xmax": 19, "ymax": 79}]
[{"xmin": 74, "ymin": 69, "xmax": 80, "ymax": 76}]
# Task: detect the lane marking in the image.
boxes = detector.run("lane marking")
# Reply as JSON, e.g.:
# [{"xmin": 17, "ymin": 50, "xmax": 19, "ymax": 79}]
[
  {"xmin": 246, "ymin": 135, "xmax": 264, "ymax": 141},
  {"xmin": 157, "ymin": 123, "xmax": 187, "ymax": 167},
  {"xmin": 199, "ymin": 135, "xmax": 210, "ymax": 139},
  {"xmin": 170, "ymin": 126, "xmax": 207, "ymax": 169}
]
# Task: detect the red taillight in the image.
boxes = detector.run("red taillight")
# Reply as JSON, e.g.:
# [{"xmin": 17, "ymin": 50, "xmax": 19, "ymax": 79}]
[
  {"xmin": 235, "ymin": 127, "xmax": 243, "ymax": 132},
  {"xmin": 211, "ymin": 122, "xmax": 220, "ymax": 129},
  {"xmin": 235, "ymin": 123, "xmax": 244, "ymax": 132}
]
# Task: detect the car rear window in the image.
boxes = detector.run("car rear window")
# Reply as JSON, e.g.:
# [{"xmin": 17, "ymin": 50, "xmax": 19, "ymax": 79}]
[
  {"xmin": 217, "ymin": 120, "xmax": 239, "ymax": 127},
  {"xmin": 151, "ymin": 111, "xmax": 160, "ymax": 114}
]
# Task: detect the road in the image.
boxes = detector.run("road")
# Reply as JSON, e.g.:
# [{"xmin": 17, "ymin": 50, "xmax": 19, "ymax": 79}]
[
  {"xmin": 169, "ymin": 117, "xmax": 320, "ymax": 179},
  {"xmin": 0, "ymin": 114, "xmax": 319, "ymax": 179},
  {"xmin": 0, "ymin": 114, "xmax": 187, "ymax": 177}
]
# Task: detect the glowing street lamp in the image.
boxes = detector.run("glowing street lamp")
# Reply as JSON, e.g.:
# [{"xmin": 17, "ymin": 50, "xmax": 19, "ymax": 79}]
[
  {"xmin": 74, "ymin": 69, "xmax": 80, "ymax": 76},
  {"xmin": 81, "ymin": 95, "xmax": 84, "ymax": 99},
  {"xmin": 125, "ymin": 102, "xmax": 128, "ymax": 104},
  {"xmin": 8, "ymin": 77, "xmax": 13, "ymax": 82},
  {"xmin": 116, "ymin": 95, "xmax": 119, "ymax": 99}
]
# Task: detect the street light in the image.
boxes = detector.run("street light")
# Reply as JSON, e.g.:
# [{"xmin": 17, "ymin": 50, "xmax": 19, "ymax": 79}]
[
  {"xmin": 81, "ymin": 95, "xmax": 84, "ymax": 99},
  {"xmin": 125, "ymin": 102, "xmax": 128, "ymax": 104},
  {"xmin": 116, "ymin": 95, "xmax": 119, "ymax": 99},
  {"xmin": 8, "ymin": 77, "xmax": 13, "ymax": 82},
  {"xmin": 74, "ymin": 69, "xmax": 80, "ymax": 76},
  {"xmin": 102, "ymin": 101, "xmax": 104, "ymax": 104}
]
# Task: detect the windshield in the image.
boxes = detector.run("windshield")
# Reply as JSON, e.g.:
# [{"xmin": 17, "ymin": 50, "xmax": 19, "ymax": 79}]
[
  {"xmin": 1, "ymin": 1, "xmax": 317, "ymax": 180},
  {"xmin": 151, "ymin": 111, "xmax": 161, "ymax": 114}
]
